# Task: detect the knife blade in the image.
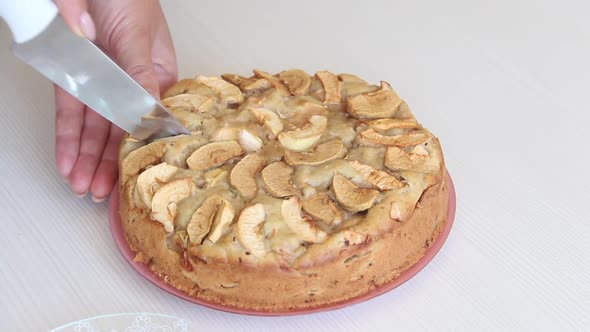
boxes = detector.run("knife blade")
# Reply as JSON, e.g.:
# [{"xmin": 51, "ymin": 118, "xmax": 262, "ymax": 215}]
[{"xmin": 5, "ymin": 9, "xmax": 189, "ymax": 141}]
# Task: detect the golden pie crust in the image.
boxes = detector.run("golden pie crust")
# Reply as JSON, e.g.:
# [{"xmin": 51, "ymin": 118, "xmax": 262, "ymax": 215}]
[{"xmin": 118, "ymin": 69, "xmax": 449, "ymax": 312}]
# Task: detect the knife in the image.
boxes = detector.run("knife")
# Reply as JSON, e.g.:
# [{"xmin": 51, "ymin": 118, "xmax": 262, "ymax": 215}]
[{"xmin": 0, "ymin": 0, "xmax": 190, "ymax": 141}]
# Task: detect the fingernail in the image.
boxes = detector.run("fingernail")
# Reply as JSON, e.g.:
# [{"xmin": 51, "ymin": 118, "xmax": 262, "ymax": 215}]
[
  {"xmin": 77, "ymin": 191, "xmax": 88, "ymax": 198},
  {"xmin": 79, "ymin": 12, "xmax": 96, "ymax": 41},
  {"xmin": 92, "ymin": 195, "xmax": 106, "ymax": 203}
]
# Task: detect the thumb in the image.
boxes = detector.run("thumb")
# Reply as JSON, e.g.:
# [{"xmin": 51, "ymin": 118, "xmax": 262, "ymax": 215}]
[
  {"xmin": 110, "ymin": 28, "xmax": 160, "ymax": 98},
  {"xmin": 53, "ymin": 0, "xmax": 96, "ymax": 40}
]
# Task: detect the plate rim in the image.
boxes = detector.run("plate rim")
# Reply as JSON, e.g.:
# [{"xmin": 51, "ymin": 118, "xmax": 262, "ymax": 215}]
[
  {"xmin": 109, "ymin": 172, "xmax": 456, "ymax": 316},
  {"xmin": 49, "ymin": 312, "xmax": 187, "ymax": 332}
]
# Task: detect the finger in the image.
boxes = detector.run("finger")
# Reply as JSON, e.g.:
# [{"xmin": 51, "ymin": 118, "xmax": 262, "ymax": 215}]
[
  {"xmin": 53, "ymin": 0, "xmax": 96, "ymax": 40},
  {"xmin": 151, "ymin": 4, "xmax": 178, "ymax": 93},
  {"xmin": 55, "ymin": 86, "xmax": 85, "ymax": 179},
  {"xmin": 108, "ymin": 21, "xmax": 160, "ymax": 98},
  {"xmin": 90, "ymin": 124, "xmax": 125, "ymax": 202},
  {"xmin": 67, "ymin": 109, "xmax": 110, "ymax": 196}
]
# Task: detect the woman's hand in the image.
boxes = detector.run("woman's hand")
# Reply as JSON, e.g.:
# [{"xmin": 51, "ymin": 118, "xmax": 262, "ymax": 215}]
[{"xmin": 53, "ymin": 0, "xmax": 177, "ymax": 202}]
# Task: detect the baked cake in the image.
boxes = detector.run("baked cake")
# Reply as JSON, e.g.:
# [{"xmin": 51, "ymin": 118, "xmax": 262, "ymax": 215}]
[{"xmin": 118, "ymin": 69, "xmax": 449, "ymax": 312}]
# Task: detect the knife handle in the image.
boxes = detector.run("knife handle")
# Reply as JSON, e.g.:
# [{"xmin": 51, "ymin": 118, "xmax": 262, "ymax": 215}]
[{"xmin": 0, "ymin": 0, "xmax": 58, "ymax": 43}]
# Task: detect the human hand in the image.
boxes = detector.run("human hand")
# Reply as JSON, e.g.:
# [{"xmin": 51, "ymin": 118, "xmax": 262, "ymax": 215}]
[{"xmin": 53, "ymin": 0, "xmax": 177, "ymax": 202}]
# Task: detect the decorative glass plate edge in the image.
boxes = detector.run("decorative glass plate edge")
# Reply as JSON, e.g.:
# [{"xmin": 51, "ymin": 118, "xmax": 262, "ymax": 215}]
[{"xmin": 49, "ymin": 312, "xmax": 189, "ymax": 332}]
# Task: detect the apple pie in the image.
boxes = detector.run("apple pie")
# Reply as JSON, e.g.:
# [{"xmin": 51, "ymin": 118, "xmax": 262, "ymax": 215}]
[{"xmin": 118, "ymin": 69, "xmax": 449, "ymax": 312}]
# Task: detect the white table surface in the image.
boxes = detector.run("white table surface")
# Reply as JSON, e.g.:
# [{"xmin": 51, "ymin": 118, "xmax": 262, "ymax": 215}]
[{"xmin": 1, "ymin": 0, "xmax": 589, "ymax": 330}]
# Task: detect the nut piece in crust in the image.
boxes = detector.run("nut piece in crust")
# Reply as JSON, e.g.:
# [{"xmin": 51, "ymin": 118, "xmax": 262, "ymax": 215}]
[
  {"xmin": 248, "ymin": 107, "xmax": 284, "ymax": 136},
  {"xmin": 334, "ymin": 229, "xmax": 368, "ymax": 248},
  {"xmin": 350, "ymin": 160, "xmax": 404, "ymax": 190},
  {"xmin": 284, "ymin": 139, "xmax": 346, "ymax": 166},
  {"xmin": 302, "ymin": 192, "xmax": 344, "ymax": 226},
  {"xmin": 367, "ymin": 118, "xmax": 419, "ymax": 131},
  {"xmin": 279, "ymin": 69, "xmax": 311, "ymax": 95},
  {"xmin": 238, "ymin": 130, "xmax": 263, "ymax": 152},
  {"xmin": 332, "ymin": 174, "xmax": 379, "ymax": 212},
  {"xmin": 187, "ymin": 195, "xmax": 220, "ymax": 244},
  {"xmin": 261, "ymin": 161, "xmax": 298, "ymax": 197},
  {"xmin": 230, "ymin": 154, "xmax": 267, "ymax": 200},
  {"xmin": 207, "ymin": 199, "xmax": 236, "ymax": 243},
  {"xmin": 315, "ymin": 71, "xmax": 341, "ymax": 105},
  {"xmin": 150, "ymin": 178, "xmax": 196, "ymax": 233},
  {"xmin": 347, "ymin": 81, "xmax": 402, "ymax": 119},
  {"xmin": 253, "ymin": 69, "xmax": 290, "ymax": 95},
  {"xmin": 281, "ymin": 197, "xmax": 327, "ymax": 243},
  {"xmin": 385, "ymin": 146, "xmax": 440, "ymax": 173},
  {"xmin": 186, "ymin": 141, "xmax": 244, "ymax": 171},
  {"xmin": 389, "ymin": 200, "xmax": 410, "ymax": 221},
  {"xmin": 278, "ymin": 115, "xmax": 328, "ymax": 152},
  {"xmin": 120, "ymin": 140, "xmax": 166, "ymax": 184},
  {"xmin": 358, "ymin": 129, "xmax": 431, "ymax": 147},
  {"xmin": 237, "ymin": 203, "xmax": 267, "ymax": 258},
  {"xmin": 136, "ymin": 162, "xmax": 178, "ymax": 207},
  {"xmin": 196, "ymin": 76, "xmax": 244, "ymax": 106}
]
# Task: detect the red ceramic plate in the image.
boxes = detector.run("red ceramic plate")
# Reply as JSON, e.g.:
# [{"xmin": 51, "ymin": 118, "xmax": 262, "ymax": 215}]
[{"xmin": 109, "ymin": 173, "xmax": 456, "ymax": 316}]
